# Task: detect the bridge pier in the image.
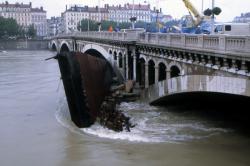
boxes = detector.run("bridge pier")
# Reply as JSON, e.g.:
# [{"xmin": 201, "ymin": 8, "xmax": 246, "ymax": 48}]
[
  {"xmin": 241, "ymin": 61, "xmax": 247, "ymax": 71},
  {"xmin": 214, "ymin": 57, "xmax": 220, "ymax": 69},
  {"xmin": 145, "ymin": 63, "xmax": 149, "ymax": 88},
  {"xmin": 133, "ymin": 55, "xmax": 137, "ymax": 81},
  {"xmin": 126, "ymin": 53, "xmax": 129, "ymax": 80},
  {"xmin": 116, "ymin": 52, "xmax": 120, "ymax": 67},
  {"xmin": 122, "ymin": 53, "xmax": 126, "ymax": 78},
  {"xmin": 155, "ymin": 66, "xmax": 159, "ymax": 84}
]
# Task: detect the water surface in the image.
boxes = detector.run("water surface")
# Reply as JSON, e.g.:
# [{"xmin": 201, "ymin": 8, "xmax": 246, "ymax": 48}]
[{"xmin": 0, "ymin": 51, "xmax": 249, "ymax": 166}]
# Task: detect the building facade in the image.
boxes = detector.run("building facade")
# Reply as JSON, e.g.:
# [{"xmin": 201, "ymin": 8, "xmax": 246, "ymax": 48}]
[
  {"xmin": 234, "ymin": 12, "xmax": 250, "ymax": 23},
  {"xmin": 47, "ymin": 16, "xmax": 62, "ymax": 36},
  {"xmin": 62, "ymin": 5, "xmax": 109, "ymax": 34},
  {"xmin": 61, "ymin": 3, "xmax": 168, "ymax": 34},
  {"xmin": 0, "ymin": 1, "xmax": 47, "ymax": 37},
  {"xmin": 0, "ymin": 2, "xmax": 32, "ymax": 31},
  {"xmin": 31, "ymin": 7, "xmax": 47, "ymax": 37},
  {"xmin": 107, "ymin": 3, "xmax": 152, "ymax": 23}
]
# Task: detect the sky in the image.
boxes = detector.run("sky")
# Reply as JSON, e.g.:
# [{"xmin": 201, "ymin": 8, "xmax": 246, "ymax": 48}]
[{"xmin": 4, "ymin": 0, "xmax": 250, "ymax": 22}]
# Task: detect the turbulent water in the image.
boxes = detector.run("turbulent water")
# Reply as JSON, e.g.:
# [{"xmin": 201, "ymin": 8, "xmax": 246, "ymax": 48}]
[{"xmin": 1, "ymin": 51, "xmax": 250, "ymax": 166}]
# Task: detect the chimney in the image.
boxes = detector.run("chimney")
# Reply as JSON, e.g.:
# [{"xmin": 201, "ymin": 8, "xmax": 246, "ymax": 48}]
[
  {"xmin": 154, "ymin": 7, "xmax": 156, "ymax": 12},
  {"xmin": 96, "ymin": 6, "xmax": 98, "ymax": 11},
  {"xmin": 40, "ymin": 7, "xmax": 43, "ymax": 11},
  {"xmin": 66, "ymin": 5, "xmax": 67, "ymax": 11},
  {"xmin": 160, "ymin": 8, "xmax": 162, "ymax": 13},
  {"xmin": 29, "ymin": 2, "xmax": 32, "ymax": 7}
]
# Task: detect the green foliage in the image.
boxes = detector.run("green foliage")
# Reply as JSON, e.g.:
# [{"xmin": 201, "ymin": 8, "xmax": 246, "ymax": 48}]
[
  {"xmin": 78, "ymin": 19, "xmax": 131, "ymax": 31},
  {"xmin": 204, "ymin": 8, "xmax": 212, "ymax": 16},
  {"xmin": 27, "ymin": 24, "xmax": 36, "ymax": 38},
  {"xmin": 0, "ymin": 16, "xmax": 20, "ymax": 38},
  {"xmin": 78, "ymin": 19, "xmax": 98, "ymax": 31},
  {"xmin": 204, "ymin": 7, "xmax": 222, "ymax": 16},
  {"xmin": 212, "ymin": 7, "xmax": 222, "ymax": 15},
  {"xmin": 0, "ymin": 17, "xmax": 38, "ymax": 39}
]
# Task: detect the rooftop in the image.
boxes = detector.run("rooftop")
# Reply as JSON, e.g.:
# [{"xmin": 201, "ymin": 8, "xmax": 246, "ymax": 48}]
[{"xmin": 0, "ymin": 1, "xmax": 32, "ymax": 8}]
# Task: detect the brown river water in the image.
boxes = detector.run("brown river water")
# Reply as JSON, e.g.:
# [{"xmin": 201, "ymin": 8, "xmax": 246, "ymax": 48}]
[{"xmin": 0, "ymin": 51, "xmax": 249, "ymax": 166}]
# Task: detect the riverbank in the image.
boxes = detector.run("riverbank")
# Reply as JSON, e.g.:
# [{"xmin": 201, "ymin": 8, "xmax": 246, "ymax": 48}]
[{"xmin": 0, "ymin": 39, "xmax": 48, "ymax": 50}]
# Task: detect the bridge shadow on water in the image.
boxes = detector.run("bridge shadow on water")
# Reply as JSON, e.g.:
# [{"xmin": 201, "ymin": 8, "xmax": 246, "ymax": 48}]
[{"xmin": 152, "ymin": 92, "xmax": 250, "ymax": 136}]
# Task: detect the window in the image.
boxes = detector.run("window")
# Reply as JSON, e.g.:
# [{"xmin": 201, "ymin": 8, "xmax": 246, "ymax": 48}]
[
  {"xmin": 225, "ymin": 25, "xmax": 231, "ymax": 31},
  {"xmin": 214, "ymin": 25, "xmax": 223, "ymax": 32}
]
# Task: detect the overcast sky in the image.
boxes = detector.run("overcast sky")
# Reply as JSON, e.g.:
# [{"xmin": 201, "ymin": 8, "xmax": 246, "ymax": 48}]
[{"xmin": 4, "ymin": 0, "xmax": 250, "ymax": 22}]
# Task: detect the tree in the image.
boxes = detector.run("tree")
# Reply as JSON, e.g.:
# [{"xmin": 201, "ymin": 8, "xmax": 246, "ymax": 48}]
[
  {"xmin": 0, "ymin": 16, "xmax": 20, "ymax": 38},
  {"xmin": 204, "ymin": 8, "xmax": 212, "ymax": 16},
  {"xmin": 27, "ymin": 24, "xmax": 36, "ymax": 38},
  {"xmin": 212, "ymin": 7, "xmax": 222, "ymax": 15},
  {"xmin": 204, "ymin": 7, "xmax": 222, "ymax": 16},
  {"xmin": 78, "ymin": 19, "xmax": 131, "ymax": 32},
  {"xmin": 78, "ymin": 19, "xmax": 98, "ymax": 31}
]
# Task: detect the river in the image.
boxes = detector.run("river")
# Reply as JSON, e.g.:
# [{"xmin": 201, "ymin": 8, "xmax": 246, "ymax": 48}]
[{"xmin": 0, "ymin": 50, "xmax": 249, "ymax": 166}]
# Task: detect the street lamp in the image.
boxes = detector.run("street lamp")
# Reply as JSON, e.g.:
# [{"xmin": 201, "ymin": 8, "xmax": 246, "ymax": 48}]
[
  {"xmin": 98, "ymin": 0, "xmax": 101, "ymax": 32},
  {"xmin": 204, "ymin": 0, "xmax": 221, "ymax": 34},
  {"xmin": 156, "ymin": 9, "xmax": 160, "ymax": 32},
  {"xmin": 80, "ymin": 8, "xmax": 82, "ymax": 32},
  {"xmin": 130, "ymin": 0, "xmax": 136, "ymax": 29},
  {"xmin": 211, "ymin": 0, "xmax": 215, "ymax": 34}
]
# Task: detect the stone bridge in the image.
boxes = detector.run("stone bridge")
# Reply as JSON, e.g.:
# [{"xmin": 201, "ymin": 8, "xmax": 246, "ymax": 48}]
[{"xmin": 50, "ymin": 31, "xmax": 250, "ymax": 103}]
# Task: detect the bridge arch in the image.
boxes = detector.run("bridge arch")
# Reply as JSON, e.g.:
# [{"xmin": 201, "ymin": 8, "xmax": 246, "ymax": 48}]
[
  {"xmin": 51, "ymin": 43, "xmax": 57, "ymax": 51},
  {"xmin": 137, "ymin": 57, "xmax": 146, "ymax": 86},
  {"xmin": 170, "ymin": 66, "xmax": 181, "ymax": 78},
  {"xmin": 59, "ymin": 41, "xmax": 71, "ymax": 53},
  {"xmin": 113, "ymin": 51, "xmax": 117, "ymax": 61},
  {"xmin": 139, "ymin": 54, "xmax": 147, "ymax": 62},
  {"xmin": 50, "ymin": 41, "xmax": 58, "ymax": 52},
  {"xmin": 60, "ymin": 43, "xmax": 70, "ymax": 53},
  {"xmin": 148, "ymin": 59, "xmax": 155, "ymax": 85},
  {"xmin": 108, "ymin": 49, "xmax": 112, "ymax": 55},
  {"xmin": 82, "ymin": 44, "xmax": 110, "ymax": 61},
  {"xmin": 158, "ymin": 62, "xmax": 167, "ymax": 81},
  {"xmin": 168, "ymin": 62, "xmax": 183, "ymax": 78},
  {"xmin": 118, "ymin": 52, "xmax": 123, "ymax": 68}
]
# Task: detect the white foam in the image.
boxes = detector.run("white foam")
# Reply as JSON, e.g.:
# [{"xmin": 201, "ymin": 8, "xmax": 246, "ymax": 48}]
[
  {"xmin": 82, "ymin": 123, "xmax": 161, "ymax": 143},
  {"xmin": 55, "ymin": 95, "xmax": 230, "ymax": 143}
]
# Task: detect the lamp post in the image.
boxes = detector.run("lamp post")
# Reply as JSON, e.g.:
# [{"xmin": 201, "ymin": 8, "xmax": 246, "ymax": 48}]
[
  {"xmin": 201, "ymin": 0, "xmax": 204, "ymax": 14},
  {"xmin": 211, "ymin": 0, "xmax": 215, "ymax": 34},
  {"xmin": 88, "ymin": 12, "xmax": 90, "ymax": 31},
  {"xmin": 130, "ymin": 0, "xmax": 136, "ymax": 29},
  {"xmin": 98, "ymin": 0, "xmax": 101, "ymax": 32},
  {"xmin": 80, "ymin": 8, "xmax": 82, "ymax": 32},
  {"xmin": 156, "ymin": 9, "xmax": 160, "ymax": 32}
]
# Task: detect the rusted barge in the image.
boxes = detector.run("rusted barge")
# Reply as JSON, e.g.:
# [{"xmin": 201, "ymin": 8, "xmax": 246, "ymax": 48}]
[{"xmin": 57, "ymin": 52, "xmax": 136, "ymax": 132}]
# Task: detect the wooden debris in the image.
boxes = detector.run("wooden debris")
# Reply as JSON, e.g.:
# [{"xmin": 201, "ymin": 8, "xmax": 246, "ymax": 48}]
[{"xmin": 97, "ymin": 80, "xmax": 138, "ymax": 132}]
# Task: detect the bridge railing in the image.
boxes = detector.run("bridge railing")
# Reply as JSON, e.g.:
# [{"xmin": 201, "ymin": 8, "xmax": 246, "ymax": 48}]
[
  {"xmin": 138, "ymin": 33, "xmax": 250, "ymax": 55},
  {"xmin": 55, "ymin": 31, "xmax": 250, "ymax": 55},
  {"xmin": 71, "ymin": 31, "xmax": 128, "ymax": 41}
]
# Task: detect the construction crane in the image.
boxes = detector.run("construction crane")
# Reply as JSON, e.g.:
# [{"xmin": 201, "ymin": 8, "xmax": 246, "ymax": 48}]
[
  {"xmin": 179, "ymin": 0, "xmax": 211, "ymax": 34},
  {"xmin": 182, "ymin": 0, "xmax": 204, "ymax": 26}
]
